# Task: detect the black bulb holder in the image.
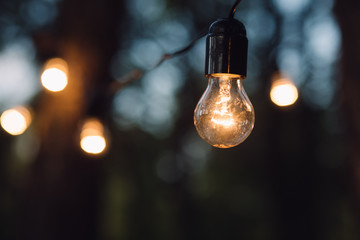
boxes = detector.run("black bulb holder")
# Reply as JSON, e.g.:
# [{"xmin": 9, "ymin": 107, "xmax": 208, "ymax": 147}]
[{"xmin": 205, "ymin": 18, "xmax": 248, "ymax": 78}]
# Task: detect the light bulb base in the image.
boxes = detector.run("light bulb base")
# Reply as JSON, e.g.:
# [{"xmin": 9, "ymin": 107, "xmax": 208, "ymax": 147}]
[{"xmin": 205, "ymin": 18, "xmax": 248, "ymax": 78}]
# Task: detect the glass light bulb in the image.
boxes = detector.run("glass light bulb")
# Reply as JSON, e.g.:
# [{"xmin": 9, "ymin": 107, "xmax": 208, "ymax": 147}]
[
  {"xmin": 80, "ymin": 118, "xmax": 107, "ymax": 155},
  {"xmin": 194, "ymin": 74, "xmax": 255, "ymax": 148},
  {"xmin": 41, "ymin": 58, "xmax": 68, "ymax": 92}
]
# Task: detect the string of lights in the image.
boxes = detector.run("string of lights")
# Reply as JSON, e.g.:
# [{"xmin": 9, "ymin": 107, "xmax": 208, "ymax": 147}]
[{"xmin": 0, "ymin": 0, "xmax": 299, "ymax": 155}]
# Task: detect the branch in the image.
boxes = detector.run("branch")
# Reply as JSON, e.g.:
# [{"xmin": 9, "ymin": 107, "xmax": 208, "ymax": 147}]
[{"xmin": 110, "ymin": 31, "xmax": 207, "ymax": 94}]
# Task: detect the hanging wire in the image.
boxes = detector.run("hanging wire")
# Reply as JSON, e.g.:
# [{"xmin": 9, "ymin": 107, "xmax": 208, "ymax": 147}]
[
  {"xmin": 151, "ymin": 31, "xmax": 207, "ymax": 70},
  {"xmin": 228, "ymin": 0, "xmax": 242, "ymax": 19},
  {"xmin": 110, "ymin": 31, "xmax": 207, "ymax": 93},
  {"xmin": 111, "ymin": 0, "xmax": 243, "ymax": 93},
  {"xmin": 109, "ymin": 68, "xmax": 144, "ymax": 93}
]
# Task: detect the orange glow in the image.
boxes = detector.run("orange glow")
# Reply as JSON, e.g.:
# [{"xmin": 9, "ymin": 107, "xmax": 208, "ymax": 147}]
[
  {"xmin": 194, "ymin": 74, "xmax": 255, "ymax": 148},
  {"xmin": 0, "ymin": 106, "xmax": 32, "ymax": 135},
  {"xmin": 210, "ymin": 78, "xmax": 235, "ymax": 128},
  {"xmin": 80, "ymin": 118, "xmax": 107, "ymax": 155},
  {"xmin": 41, "ymin": 58, "xmax": 68, "ymax": 92},
  {"xmin": 270, "ymin": 78, "xmax": 298, "ymax": 107},
  {"xmin": 211, "ymin": 73, "xmax": 241, "ymax": 78}
]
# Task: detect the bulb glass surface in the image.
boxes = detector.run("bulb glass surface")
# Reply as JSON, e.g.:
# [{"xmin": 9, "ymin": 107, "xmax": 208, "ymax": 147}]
[{"xmin": 194, "ymin": 74, "xmax": 255, "ymax": 148}]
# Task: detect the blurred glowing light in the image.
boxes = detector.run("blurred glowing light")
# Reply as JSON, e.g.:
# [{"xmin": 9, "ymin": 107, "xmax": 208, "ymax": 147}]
[
  {"xmin": 41, "ymin": 58, "xmax": 68, "ymax": 92},
  {"xmin": 247, "ymin": 9, "xmax": 276, "ymax": 44},
  {"xmin": 306, "ymin": 16, "xmax": 341, "ymax": 64},
  {"xmin": 270, "ymin": 78, "xmax": 299, "ymax": 107},
  {"xmin": 80, "ymin": 118, "xmax": 107, "ymax": 155},
  {"xmin": 1, "ymin": 106, "xmax": 32, "ymax": 135},
  {"xmin": 273, "ymin": 0, "xmax": 310, "ymax": 15},
  {"xmin": 129, "ymin": 0, "xmax": 165, "ymax": 21},
  {"xmin": 0, "ymin": 41, "xmax": 38, "ymax": 108},
  {"xmin": 24, "ymin": 0, "xmax": 58, "ymax": 28},
  {"xmin": 277, "ymin": 48, "xmax": 304, "ymax": 86}
]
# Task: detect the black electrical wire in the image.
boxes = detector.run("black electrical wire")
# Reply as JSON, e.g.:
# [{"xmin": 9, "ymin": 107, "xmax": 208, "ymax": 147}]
[
  {"xmin": 228, "ymin": 0, "xmax": 242, "ymax": 19},
  {"xmin": 151, "ymin": 31, "xmax": 207, "ymax": 69},
  {"xmin": 153, "ymin": 0, "xmax": 243, "ymax": 70},
  {"xmin": 111, "ymin": 31, "xmax": 207, "ymax": 93},
  {"xmin": 112, "ymin": 0, "xmax": 243, "ymax": 93}
]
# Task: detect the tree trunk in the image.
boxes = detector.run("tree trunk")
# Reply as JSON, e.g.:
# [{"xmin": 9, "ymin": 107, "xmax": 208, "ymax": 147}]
[
  {"xmin": 334, "ymin": 0, "xmax": 360, "ymax": 238},
  {"xmin": 16, "ymin": 1, "xmax": 123, "ymax": 239}
]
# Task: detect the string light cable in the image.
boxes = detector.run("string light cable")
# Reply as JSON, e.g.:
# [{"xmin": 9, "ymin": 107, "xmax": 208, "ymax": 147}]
[
  {"xmin": 229, "ymin": 0, "xmax": 242, "ymax": 19},
  {"xmin": 1, "ymin": 0, "xmax": 253, "ymax": 152},
  {"xmin": 110, "ymin": 30, "xmax": 208, "ymax": 94},
  {"xmin": 111, "ymin": 0, "xmax": 244, "ymax": 94}
]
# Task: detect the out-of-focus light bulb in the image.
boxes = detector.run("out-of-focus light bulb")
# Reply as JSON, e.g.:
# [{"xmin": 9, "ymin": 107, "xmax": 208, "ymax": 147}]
[
  {"xmin": 270, "ymin": 78, "xmax": 298, "ymax": 107},
  {"xmin": 1, "ymin": 106, "xmax": 32, "ymax": 135},
  {"xmin": 194, "ymin": 74, "xmax": 255, "ymax": 148},
  {"xmin": 80, "ymin": 118, "xmax": 107, "ymax": 155},
  {"xmin": 41, "ymin": 58, "xmax": 68, "ymax": 92}
]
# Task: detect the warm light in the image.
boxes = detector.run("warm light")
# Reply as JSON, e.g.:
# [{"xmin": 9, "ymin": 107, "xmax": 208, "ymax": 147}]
[
  {"xmin": 194, "ymin": 74, "xmax": 255, "ymax": 148},
  {"xmin": 211, "ymin": 111, "xmax": 235, "ymax": 127},
  {"xmin": 270, "ymin": 78, "xmax": 298, "ymax": 107},
  {"xmin": 80, "ymin": 118, "xmax": 107, "ymax": 155},
  {"xmin": 1, "ymin": 106, "xmax": 31, "ymax": 135},
  {"xmin": 80, "ymin": 136, "xmax": 106, "ymax": 155},
  {"xmin": 41, "ymin": 58, "xmax": 68, "ymax": 92}
]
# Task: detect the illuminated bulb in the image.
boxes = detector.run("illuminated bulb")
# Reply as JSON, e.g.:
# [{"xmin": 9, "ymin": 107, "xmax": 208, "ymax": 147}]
[
  {"xmin": 1, "ymin": 106, "xmax": 31, "ymax": 135},
  {"xmin": 194, "ymin": 74, "xmax": 255, "ymax": 148},
  {"xmin": 41, "ymin": 58, "xmax": 68, "ymax": 92},
  {"xmin": 270, "ymin": 78, "xmax": 298, "ymax": 107},
  {"xmin": 80, "ymin": 118, "xmax": 107, "ymax": 155},
  {"xmin": 195, "ymin": 17, "xmax": 252, "ymax": 148}
]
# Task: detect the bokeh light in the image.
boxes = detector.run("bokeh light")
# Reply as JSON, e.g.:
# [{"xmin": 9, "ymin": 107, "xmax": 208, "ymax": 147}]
[
  {"xmin": 0, "ymin": 106, "xmax": 32, "ymax": 135},
  {"xmin": 270, "ymin": 77, "xmax": 299, "ymax": 107},
  {"xmin": 41, "ymin": 58, "xmax": 68, "ymax": 92},
  {"xmin": 113, "ymin": 62, "xmax": 182, "ymax": 137},
  {"xmin": 0, "ymin": 41, "xmax": 39, "ymax": 108},
  {"xmin": 272, "ymin": 0, "xmax": 310, "ymax": 16},
  {"xmin": 80, "ymin": 118, "xmax": 107, "ymax": 155}
]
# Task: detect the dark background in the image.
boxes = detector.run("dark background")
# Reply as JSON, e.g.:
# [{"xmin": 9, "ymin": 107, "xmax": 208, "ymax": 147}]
[{"xmin": 0, "ymin": 0, "xmax": 359, "ymax": 239}]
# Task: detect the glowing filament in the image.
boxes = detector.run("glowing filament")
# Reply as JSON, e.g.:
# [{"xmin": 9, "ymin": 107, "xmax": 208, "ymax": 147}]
[
  {"xmin": 211, "ymin": 112, "xmax": 235, "ymax": 127},
  {"xmin": 41, "ymin": 58, "xmax": 68, "ymax": 92},
  {"xmin": 211, "ymin": 78, "xmax": 234, "ymax": 128},
  {"xmin": 1, "ymin": 106, "xmax": 31, "ymax": 135}
]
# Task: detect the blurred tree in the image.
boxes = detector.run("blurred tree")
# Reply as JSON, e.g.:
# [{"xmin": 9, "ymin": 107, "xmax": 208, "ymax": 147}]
[
  {"xmin": 335, "ymin": 0, "xmax": 360, "ymax": 237},
  {"xmin": 16, "ymin": 0, "xmax": 124, "ymax": 239},
  {"xmin": 0, "ymin": 0, "xmax": 357, "ymax": 239}
]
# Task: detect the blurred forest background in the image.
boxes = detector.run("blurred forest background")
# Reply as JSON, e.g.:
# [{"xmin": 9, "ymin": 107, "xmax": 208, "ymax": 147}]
[{"xmin": 0, "ymin": 0, "xmax": 359, "ymax": 239}]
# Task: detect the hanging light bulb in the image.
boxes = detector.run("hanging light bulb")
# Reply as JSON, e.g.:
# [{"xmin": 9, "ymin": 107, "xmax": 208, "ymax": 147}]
[
  {"xmin": 194, "ymin": 74, "xmax": 254, "ymax": 148},
  {"xmin": 270, "ymin": 75, "xmax": 298, "ymax": 107},
  {"xmin": 0, "ymin": 106, "xmax": 32, "ymax": 136},
  {"xmin": 80, "ymin": 118, "xmax": 108, "ymax": 155},
  {"xmin": 194, "ymin": 18, "xmax": 254, "ymax": 148},
  {"xmin": 41, "ymin": 58, "xmax": 68, "ymax": 92}
]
